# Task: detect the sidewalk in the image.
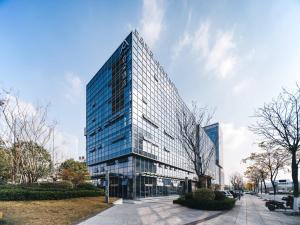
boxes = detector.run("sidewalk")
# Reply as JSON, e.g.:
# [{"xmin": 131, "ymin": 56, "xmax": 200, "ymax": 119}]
[
  {"xmin": 77, "ymin": 195, "xmax": 300, "ymax": 225},
  {"xmin": 201, "ymin": 195, "xmax": 300, "ymax": 225},
  {"xmin": 77, "ymin": 196, "xmax": 219, "ymax": 225}
]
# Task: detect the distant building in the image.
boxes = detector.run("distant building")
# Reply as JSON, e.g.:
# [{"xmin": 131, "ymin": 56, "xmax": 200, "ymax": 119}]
[
  {"xmin": 85, "ymin": 30, "xmax": 224, "ymax": 199},
  {"xmin": 260, "ymin": 179, "xmax": 300, "ymax": 193},
  {"xmin": 78, "ymin": 156, "xmax": 86, "ymax": 162},
  {"xmin": 204, "ymin": 123, "xmax": 224, "ymax": 188}
]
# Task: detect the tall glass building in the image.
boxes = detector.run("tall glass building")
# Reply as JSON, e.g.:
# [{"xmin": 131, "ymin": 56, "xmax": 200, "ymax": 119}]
[
  {"xmin": 204, "ymin": 123, "xmax": 224, "ymax": 188},
  {"xmin": 86, "ymin": 30, "xmax": 223, "ymax": 199}
]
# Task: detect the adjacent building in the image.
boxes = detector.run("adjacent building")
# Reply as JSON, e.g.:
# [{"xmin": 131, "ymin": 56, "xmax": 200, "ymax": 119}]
[
  {"xmin": 85, "ymin": 30, "xmax": 224, "ymax": 199},
  {"xmin": 204, "ymin": 123, "xmax": 224, "ymax": 188}
]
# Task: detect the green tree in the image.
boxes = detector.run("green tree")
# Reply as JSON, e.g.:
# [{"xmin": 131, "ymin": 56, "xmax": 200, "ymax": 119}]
[
  {"xmin": 0, "ymin": 89, "xmax": 56, "ymax": 183},
  {"xmin": 59, "ymin": 159, "xmax": 90, "ymax": 186},
  {"xmin": 0, "ymin": 147, "xmax": 11, "ymax": 183},
  {"xmin": 18, "ymin": 141, "xmax": 52, "ymax": 183}
]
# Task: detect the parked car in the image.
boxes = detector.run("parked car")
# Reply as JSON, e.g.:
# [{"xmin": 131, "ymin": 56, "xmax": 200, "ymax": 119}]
[
  {"xmin": 220, "ymin": 191, "xmax": 234, "ymax": 198},
  {"xmin": 282, "ymin": 196, "xmax": 293, "ymax": 209},
  {"xmin": 229, "ymin": 190, "xmax": 239, "ymax": 198}
]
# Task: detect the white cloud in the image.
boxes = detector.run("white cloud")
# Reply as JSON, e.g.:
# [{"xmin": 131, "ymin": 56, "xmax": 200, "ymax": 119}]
[
  {"xmin": 192, "ymin": 22, "xmax": 210, "ymax": 57},
  {"xmin": 221, "ymin": 123, "xmax": 258, "ymax": 184},
  {"xmin": 232, "ymin": 82, "xmax": 246, "ymax": 94},
  {"xmin": 0, "ymin": 94, "xmax": 80, "ymax": 163},
  {"xmin": 232, "ymin": 78, "xmax": 254, "ymax": 94},
  {"xmin": 139, "ymin": 0, "xmax": 165, "ymax": 48},
  {"xmin": 6, "ymin": 93, "xmax": 37, "ymax": 118},
  {"xmin": 206, "ymin": 31, "xmax": 237, "ymax": 78},
  {"xmin": 64, "ymin": 72, "xmax": 83, "ymax": 103},
  {"xmin": 51, "ymin": 129, "xmax": 80, "ymax": 164},
  {"xmin": 172, "ymin": 21, "xmax": 238, "ymax": 79},
  {"xmin": 172, "ymin": 32, "xmax": 191, "ymax": 60}
]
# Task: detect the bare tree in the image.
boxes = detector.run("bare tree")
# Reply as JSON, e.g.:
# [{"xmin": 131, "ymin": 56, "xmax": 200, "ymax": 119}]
[
  {"xmin": 244, "ymin": 143, "xmax": 289, "ymax": 195},
  {"xmin": 230, "ymin": 172, "xmax": 243, "ymax": 190},
  {"xmin": 177, "ymin": 102, "xmax": 215, "ymax": 188},
  {"xmin": 250, "ymin": 85, "xmax": 300, "ymax": 209},
  {"xmin": 0, "ymin": 89, "xmax": 55, "ymax": 183},
  {"xmin": 244, "ymin": 166, "xmax": 260, "ymax": 192}
]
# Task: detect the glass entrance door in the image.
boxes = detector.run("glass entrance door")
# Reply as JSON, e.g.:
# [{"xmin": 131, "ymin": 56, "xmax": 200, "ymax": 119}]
[{"xmin": 145, "ymin": 184, "xmax": 152, "ymax": 197}]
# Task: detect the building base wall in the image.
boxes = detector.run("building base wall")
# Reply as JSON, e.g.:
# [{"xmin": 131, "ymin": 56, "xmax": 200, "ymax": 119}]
[{"xmin": 90, "ymin": 155, "xmax": 191, "ymax": 199}]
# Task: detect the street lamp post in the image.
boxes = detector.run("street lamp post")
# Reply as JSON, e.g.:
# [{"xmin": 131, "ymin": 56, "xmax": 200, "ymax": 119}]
[{"xmin": 105, "ymin": 170, "xmax": 109, "ymax": 204}]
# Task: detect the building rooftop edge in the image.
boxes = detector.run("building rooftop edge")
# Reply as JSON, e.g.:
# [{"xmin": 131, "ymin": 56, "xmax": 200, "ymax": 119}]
[
  {"xmin": 203, "ymin": 122, "xmax": 220, "ymax": 129},
  {"xmin": 86, "ymin": 31, "xmax": 133, "ymax": 88}
]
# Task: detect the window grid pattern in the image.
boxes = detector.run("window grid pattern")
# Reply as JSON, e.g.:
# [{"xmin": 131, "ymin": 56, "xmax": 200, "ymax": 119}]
[
  {"xmin": 86, "ymin": 31, "xmax": 220, "ymax": 199},
  {"xmin": 86, "ymin": 34, "xmax": 133, "ymax": 166}
]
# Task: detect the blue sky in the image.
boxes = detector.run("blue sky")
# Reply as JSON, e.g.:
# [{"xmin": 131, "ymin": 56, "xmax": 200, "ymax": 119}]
[{"xmin": 1, "ymin": 0, "xmax": 300, "ymax": 183}]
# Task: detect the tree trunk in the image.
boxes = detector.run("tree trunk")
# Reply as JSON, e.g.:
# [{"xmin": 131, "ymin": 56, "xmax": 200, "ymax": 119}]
[
  {"xmin": 291, "ymin": 150, "xmax": 299, "ymax": 197},
  {"xmin": 271, "ymin": 180, "xmax": 276, "ymax": 196},
  {"xmin": 263, "ymin": 179, "xmax": 267, "ymax": 193},
  {"xmin": 207, "ymin": 177, "xmax": 212, "ymax": 189},
  {"xmin": 260, "ymin": 180, "xmax": 263, "ymax": 194},
  {"xmin": 198, "ymin": 175, "xmax": 208, "ymax": 188}
]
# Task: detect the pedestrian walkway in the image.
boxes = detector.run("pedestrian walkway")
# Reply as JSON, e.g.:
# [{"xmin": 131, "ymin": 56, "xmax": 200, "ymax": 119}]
[
  {"xmin": 201, "ymin": 195, "xmax": 300, "ymax": 225},
  {"xmin": 77, "ymin": 196, "xmax": 219, "ymax": 225},
  {"xmin": 77, "ymin": 195, "xmax": 300, "ymax": 225}
]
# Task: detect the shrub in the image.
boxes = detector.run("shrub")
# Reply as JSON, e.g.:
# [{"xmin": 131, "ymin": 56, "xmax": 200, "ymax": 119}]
[
  {"xmin": 0, "ymin": 188, "xmax": 104, "ymax": 201},
  {"xmin": 214, "ymin": 191, "xmax": 226, "ymax": 200},
  {"xmin": 173, "ymin": 196, "xmax": 185, "ymax": 204},
  {"xmin": 0, "ymin": 182, "xmax": 74, "ymax": 191},
  {"xmin": 38, "ymin": 181, "xmax": 74, "ymax": 189},
  {"xmin": 0, "ymin": 217, "xmax": 15, "ymax": 225},
  {"xmin": 193, "ymin": 188, "xmax": 215, "ymax": 201},
  {"xmin": 77, "ymin": 183, "xmax": 97, "ymax": 190},
  {"xmin": 184, "ymin": 192, "xmax": 193, "ymax": 200},
  {"xmin": 174, "ymin": 197, "xmax": 236, "ymax": 210}
]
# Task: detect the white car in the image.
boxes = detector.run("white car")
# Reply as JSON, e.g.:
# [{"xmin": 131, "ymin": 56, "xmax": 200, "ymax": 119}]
[{"xmin": 220, "ymin": 191, "xmax": 234, "ymax": 198}]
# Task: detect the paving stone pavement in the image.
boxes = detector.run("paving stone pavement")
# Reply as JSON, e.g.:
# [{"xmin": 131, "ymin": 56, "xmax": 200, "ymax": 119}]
[
  {"xmin": 201, "ymin": 195, "xmax": 300, "ymax": 225},
  {"xmin": 77, "ymin": 195, "xmax": 300, "ymax": 225}
]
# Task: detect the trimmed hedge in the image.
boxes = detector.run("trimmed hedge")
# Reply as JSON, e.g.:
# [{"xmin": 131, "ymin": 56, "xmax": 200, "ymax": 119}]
[
  {"xmin": 0, "ymin": 182, "xmax": 104, "ymax": 201},
  {"xmin": 193, "ymin": 188, "xmax": 215, "ymax": 201},
  {"xmin": 0, "ymin": 181, "xmax": 74, "ymax": 190},
  {"xmin": 174, "ymin": 196, "xmax": 236, "ymax": 210},
  {"xmin": 214, "ymin": 191, "xmax": 226, "ymax": 201},
  {"xmin": 37, "ymin": 181, "xmax": 74, "ymax": 189},
  {"xmin": 76, "ymin": 183, "xmax": 98, "ymax": 190},
  {"xmin": 0, "ymin": 188, "xmax": 104, "ymax": 201}
]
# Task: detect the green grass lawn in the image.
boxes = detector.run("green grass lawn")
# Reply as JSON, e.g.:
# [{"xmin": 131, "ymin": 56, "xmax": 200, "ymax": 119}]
[{"xmin": 0, "ymin": 196, "xmax": 117, "ymax": 225}]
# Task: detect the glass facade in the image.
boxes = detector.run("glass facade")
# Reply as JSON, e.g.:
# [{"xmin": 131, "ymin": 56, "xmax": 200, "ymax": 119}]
[
  {"xmin": 86, "ymin": 31, "xmax": 222, "ymax": 199},
  {"xmin": 204, "ymin": 123, "xmax": 224, "ymax": 187}
]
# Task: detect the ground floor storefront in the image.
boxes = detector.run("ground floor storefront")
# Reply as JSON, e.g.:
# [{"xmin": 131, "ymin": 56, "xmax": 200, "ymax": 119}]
[
  {"xmin": 90, "ymin": 155, "xmax": 195, "ymax": 199},
  {"xmin": 98, "ymin": 174, "xmax": 187, "ymax": 199}
]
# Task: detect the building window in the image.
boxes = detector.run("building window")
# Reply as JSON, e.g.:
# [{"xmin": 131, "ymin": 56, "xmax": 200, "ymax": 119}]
[
  {"xmin": 142, "ymin": 114, "xmax": 159, "ymax": 128},
  {"xmin": 164, "ymin": 130, "xmax": 174, "ymax": 140},
  {"xmin": 164, "ymin": 147, "xmax": 170, "ymax": 153},
  {"xmin": 111, "ymin": 134, "xmax": 125, "ymax": 144},
  {"xmin": 142, "ymin": 96, "xmax": 148, "ymax": 104}
]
